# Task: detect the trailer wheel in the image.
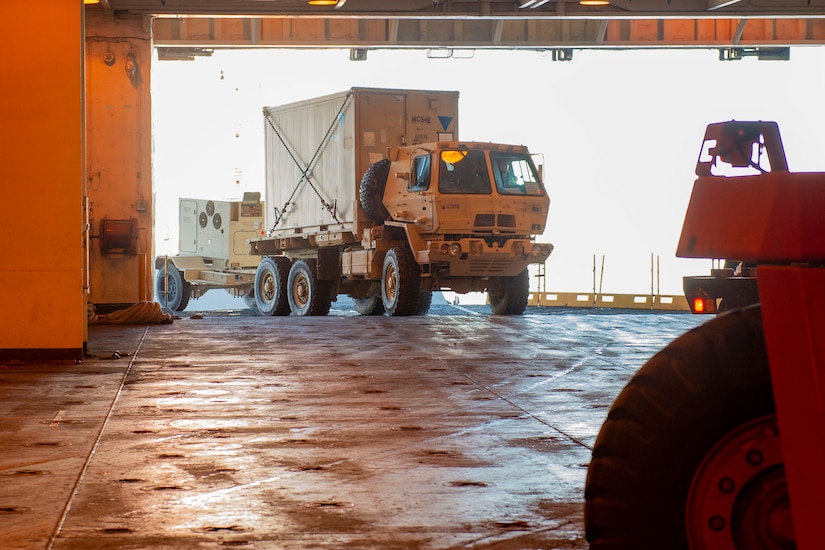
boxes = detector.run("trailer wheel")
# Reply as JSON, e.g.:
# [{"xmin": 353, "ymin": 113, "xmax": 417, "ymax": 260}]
[
  {"xmin": 254, "ymin": 257, "xmax": 290, "ymax": 316},
  {"xmin": 488, "ymin": 269, "xmax": 529, "ymax": 315},
  {"xmin": 359, "ymin": 159, "xmax": 391, "ymax": 223},
  {"xmin": 381, "ymin": 247, "xmax": 420, "ymax": 316},
  {"xmin": 353, "ymin": 295, "xmax": 385, "ymax": 316},
  {"xmin": 156, "ymin": 264, "xmax": 191, "ymax": 312},
  {"xmin": 287, "ymin": 259, "xmax": 333, "ymax": 316},
  {"xmin": 584, "ymin": 306, "xmax": 788, "ymax": 549}
]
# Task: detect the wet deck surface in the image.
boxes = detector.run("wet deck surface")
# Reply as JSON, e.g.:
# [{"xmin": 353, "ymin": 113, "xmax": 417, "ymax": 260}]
[{"xmin": 0, "ymin": 304, "xmax": 703, "ymax": 549}]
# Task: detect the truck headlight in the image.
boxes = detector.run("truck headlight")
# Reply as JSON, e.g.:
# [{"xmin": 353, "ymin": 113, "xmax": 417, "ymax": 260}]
[
  {"xmin": 513, "ymin": 242, "xmax": 525, "ymax": 256},
  {"xmin": 440, "ymin": 243, "xmax": 450, "ymax": 255},
  {"xmin": 449, "ymin": 243, "xmax": 462, "ymax": 257},
  {"xmin": 531, "ymin": 244, "xmax": 553, "ymax": 257},
  {"xmin": 470, "ymin": 241, "xmax": 483, "ymax": 256}
]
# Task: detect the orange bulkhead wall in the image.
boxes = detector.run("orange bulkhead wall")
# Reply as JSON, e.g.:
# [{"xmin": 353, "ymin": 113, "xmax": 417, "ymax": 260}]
[
  {"xmin": 84, "ymin": 11, "xmax": 153, "ymax": 310},
  {"xmin": 0, "ymin": 1, "xmax": 85, "ymax": 359}
]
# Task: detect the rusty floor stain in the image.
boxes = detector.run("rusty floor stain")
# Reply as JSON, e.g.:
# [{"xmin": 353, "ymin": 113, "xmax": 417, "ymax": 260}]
[{"xmin": 0, "ymin": 305, "xmax": 702, "ymax": 549}]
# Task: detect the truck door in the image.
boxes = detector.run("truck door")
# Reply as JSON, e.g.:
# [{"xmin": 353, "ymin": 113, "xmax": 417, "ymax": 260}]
[{"xmin": 406, "ymin": 153, "xmax": 434, "ymax": 230}]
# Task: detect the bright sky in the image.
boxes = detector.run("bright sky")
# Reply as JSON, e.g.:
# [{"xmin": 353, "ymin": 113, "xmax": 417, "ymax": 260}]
[{"xmin": 151, "ymin": 46, "xmax": 825, "ymax": 295}]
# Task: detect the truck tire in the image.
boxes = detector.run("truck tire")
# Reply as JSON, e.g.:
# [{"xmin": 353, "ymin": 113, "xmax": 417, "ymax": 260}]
[
  {"xmin": 242, "ymin": 290, "xmax": 256, "ymax": 310},
  {"xmin": 584, "ymin": 306, "xmax": 786, "ymax": 549},
  {"xmin": 254, "ymin": 257, "xmax": 290, "ymax": 316},
  {"xmin": 417, "ymin": 290, "xmax": 433, "ymax": 315},
  {"xmin": 156, "ymin": 264, "xmax": 190, "ymax": 312},
  {"xmin": 287, "ymin": 259, "xmax": 333, "ymax": 316},
  {"xmin": 353, "ymin": 295, "xmax": 385, "ymax": 316},
  {"xmin": 381, "ymin": 247, "xmax": 420, "ymax": 316},
  {"xmin": 359, "ymin": 159, "xmax": 391, "ymax": 223},
  {"xmin": 488, "ymin": 269, "xmax": 529, "ymax": 315}
]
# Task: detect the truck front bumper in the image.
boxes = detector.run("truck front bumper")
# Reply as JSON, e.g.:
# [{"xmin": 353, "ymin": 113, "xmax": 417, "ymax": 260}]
[{"xmin": 421, "ymin": 238, "xmax": 553, "ymax": 278}]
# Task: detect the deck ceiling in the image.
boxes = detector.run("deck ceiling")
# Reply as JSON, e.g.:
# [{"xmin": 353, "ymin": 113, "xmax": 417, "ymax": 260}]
[{"xmin": 98, "ymin": 1, "xmax": 825, "ymax": 49}]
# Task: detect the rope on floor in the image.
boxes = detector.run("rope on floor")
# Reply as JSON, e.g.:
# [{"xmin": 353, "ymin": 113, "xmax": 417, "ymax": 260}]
[{"xmin": 88, "ymin": 301, "xmax": 173, "ymax": 325}]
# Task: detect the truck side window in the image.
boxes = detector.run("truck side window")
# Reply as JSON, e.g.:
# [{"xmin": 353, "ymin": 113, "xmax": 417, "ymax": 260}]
[{"xmin": 410, "ymin": 155, "xmax": 430, "ymax": 191}]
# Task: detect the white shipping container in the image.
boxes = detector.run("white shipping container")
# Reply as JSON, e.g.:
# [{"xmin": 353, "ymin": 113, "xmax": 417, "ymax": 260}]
[{"xmin": 263, "ymin": 87, "xmax": 459, "ymax": 240}]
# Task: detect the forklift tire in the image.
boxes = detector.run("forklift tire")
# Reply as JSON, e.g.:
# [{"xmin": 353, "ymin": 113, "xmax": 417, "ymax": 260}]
[
  {"xmin": 156, "ymin": 264, "xmax": 190, "ymax": 312},
  {"xmin": 381, "ymin": 247, "xmax": 420, "ymax": 316},
  {"xmin": 488, "ymin": 269, "xmax": 529, "ymax": 315},
  {"xmin": 584, "ymin": 306, "xmax": 787, "ymax": 549},
  {"xmin": 353, "ymin": 295, "xmax": 385, "ymax": 316},
  {"xmin": 359, "ymin": 159, "xmax": 391, "ymax": 223},
  {"xmin": 254, "ymin": 257, "xmax": 290, "ymax": 316},
  {"xmin": 287, "ymin": 259, "xmax": 333, "ymax": 316}
]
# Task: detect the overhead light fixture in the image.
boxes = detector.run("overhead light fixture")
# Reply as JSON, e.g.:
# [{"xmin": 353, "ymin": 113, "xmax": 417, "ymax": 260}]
[
  {"xmin": 580, "ymin": 0, "xmax": 610, "ymax": 5},
  {"xmin": 308, "ymin": 0, "xmax": 337, "ymax": 5}
]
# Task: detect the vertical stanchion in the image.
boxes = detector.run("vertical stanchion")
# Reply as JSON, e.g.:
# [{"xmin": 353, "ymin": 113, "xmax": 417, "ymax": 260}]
[
  {"xmin": 164, "ymin": 255, "xmax": 169, "ymax": 310},
  {"xmin": 592, "ymin": 254, "xmax": 597, "ymax": 308}
]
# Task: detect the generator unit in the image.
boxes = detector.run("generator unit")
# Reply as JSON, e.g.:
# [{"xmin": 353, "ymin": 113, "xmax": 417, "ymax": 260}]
[
  {"xmin": 178, "ymin": 196, "xmax": 263, "ymax": 269},
  {"xmin": 155, "ymin": 192, "xmax": 264, "ymax": 311}
]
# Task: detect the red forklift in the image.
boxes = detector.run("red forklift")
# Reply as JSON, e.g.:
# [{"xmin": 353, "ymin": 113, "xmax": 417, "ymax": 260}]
[{"xmin": 584, "ymin": 120, "xmax": 825, "ymax": 549}]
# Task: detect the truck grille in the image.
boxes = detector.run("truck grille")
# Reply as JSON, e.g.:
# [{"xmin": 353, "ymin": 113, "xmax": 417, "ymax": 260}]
[
  {"xmin": 469, "ymin": 258, "xmax": 514, "ymax": 273},
  {"xmin": 474, "ymin": 214, "xmax": 516, "ymax": 228},
  {"xmin": 474, "ymin": 214, "xmax": 495, "ymax": 227},
  {"xmin": 497, "ymin": 214, "xmax": 515, "ymax": 228}
]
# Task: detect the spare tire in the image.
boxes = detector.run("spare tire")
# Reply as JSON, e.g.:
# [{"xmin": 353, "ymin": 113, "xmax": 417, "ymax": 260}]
[{"xmin": 359, "ymin": 159, "xmax": 391, "ymax": 222}]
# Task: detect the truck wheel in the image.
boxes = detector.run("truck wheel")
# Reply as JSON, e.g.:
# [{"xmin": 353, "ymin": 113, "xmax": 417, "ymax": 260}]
[
  {"xmin": 359, "ymin": 159, "xmax": 391, "ymax": 223},
  {"xmin": 417, "ymin": 290, "xmax": 433, "ymax": 315},
  {"xmin": 353, "ymin": 295, "xmax": 385, "ymax": 316},
  {"xmin": 254, "ymin": 257, "xmax": 290, "ymax": 316},
  {"xmin": 584, "ymin": 306, "xmax": 787, "ymax": 549},
  {"xmin": 488, "ymin": 269, "xmax": 529, "ymax": 315},
  {"xmin": 287, "ymin": 259, "xmax": 333, "ymax": 316},
  {"xmin": 242, "ymin": 290, "xmax": 256, "ymax": 310},
  {"xmin": 381, "ymin": 247, "xmax": 420, "ymax": 316},
  {"xmin": 156, "ymin": 264, "xmax": 190, "ymax": 312}
]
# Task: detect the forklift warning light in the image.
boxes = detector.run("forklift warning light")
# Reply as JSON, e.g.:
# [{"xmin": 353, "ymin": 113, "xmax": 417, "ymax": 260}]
[{"xmin": 692, "ymin": 297, "xmax": 717, "ymax": 314}]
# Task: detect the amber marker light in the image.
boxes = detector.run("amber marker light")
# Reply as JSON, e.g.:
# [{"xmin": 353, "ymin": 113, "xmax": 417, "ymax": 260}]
[
  {"xmin": 580, "ymin": 0, "xmax": 610, "ymax": 5},
  {"xmin": 308, "ymin": 0, "xmax": 337, "ymax": 5},
  {"xmin": 692, "ymin": 297, "xmax": 717, "ymax": 314}
]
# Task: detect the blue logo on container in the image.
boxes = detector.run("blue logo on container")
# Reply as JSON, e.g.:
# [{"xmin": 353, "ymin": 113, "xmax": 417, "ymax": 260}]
[{"xmin": 438, "ymin": 116, "xmax": 453, "ymax": 131}]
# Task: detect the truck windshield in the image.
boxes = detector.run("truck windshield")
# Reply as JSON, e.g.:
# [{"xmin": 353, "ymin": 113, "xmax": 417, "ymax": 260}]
[
  {"xmin": 438, "ymin": 149, "xmax": 492, "ymax": 195},
  {"xmin": 491, "ymin": 153, "xmax": 544, "ymax": 196}
]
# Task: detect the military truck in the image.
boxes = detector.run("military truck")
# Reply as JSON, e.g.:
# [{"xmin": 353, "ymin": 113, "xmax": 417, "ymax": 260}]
[
  {"xmin": 247, "ymin": 87, "xmax": 552, "ymax": 316},
  {"xmin": 155, "ymin": 192, "xmax": 264, "ymax": 311}
]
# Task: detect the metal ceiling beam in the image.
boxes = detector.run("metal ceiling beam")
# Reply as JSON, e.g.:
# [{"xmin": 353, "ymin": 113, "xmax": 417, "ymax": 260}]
[
  {"xmin": 90, "ymin": 1, "xmax": 825, "ymax": 50},
  {"xmin": 102, "ymin": 0, "xmax": 825, "ymax": 19},
  {"xmin": 151, "ymin": 16, "xmax": 825, "ymax": 49}
]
